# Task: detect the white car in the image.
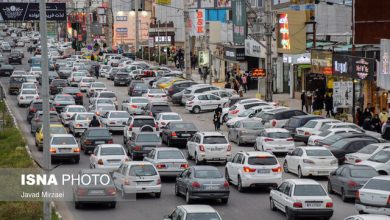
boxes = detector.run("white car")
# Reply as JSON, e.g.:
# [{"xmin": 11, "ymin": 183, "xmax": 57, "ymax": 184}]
[
  {"xmin": 100, "ymin": 111, "xmax": 130, "ymax": 131},
  {"xmin": 78, "ymin": 77, "xmax": 95, "ymax": 92},
  {"xmin": 227, "ymin": 98, "xmax": 267, "ymax": 118},
  {"xmin": 295, "ymin": 119, "xmax": 340, "ymax": 143},
  {"xmin": 255, "ymin": 128, "xmax": 295, "ymax": 153},
  {"xmin": 16, "ymin": 41, "xmax": 25, "ymax": 47},
  {"xmin": 345, "ymin": 143, "xmax": 390, "ymax": 165},
  {"xmin": 20, "ymin": 82, "xmax": 38, "ymax": 91},
  {"xmin": 60, "ymin": 105, "xmax": 86, "ymax": 125},
  {"xmin": 308, "ymin": 128, "xmax": 359, "ymax": 146},
  {"xmin": 284, "ymin": 147, "xmax": 338, "ymax": 178},
  {"xmin": 225, "ymin": 151, "xmax": 282, "ymax": 192},
  {"xmin": 320, "ymin": 122, "xmax": 382, "ymax": 139},
  {"xmin": 206, "ymin": 89, "xmax": 240, "ymax": 99},
  {"xmin": 226, "ymin": 105, "xmax": 274, "ymax": 127},
  {"xmin": 187, "ymin": 132, "xmax": 231, "ymax": 164},
  {"xmin": 89, "ymin": 98, "xmax": 116, "ymax": 111},
  {"xmin": 87, "ymin": 82, "xmax": 106, "ymax": 97},
  {"xmin": 143, "ymin": 147, "xmax": 189, "ymax": 177},
  {"xmin": 68, "ymin": 71, "xmax": 87, "ymax": 87},
  {"xmin": 49, "ymin": 134, "xmax": 80, "ymax": 164},
  {"xmin": 93, "ymin": 103, "xmax": 117, "ymax": 117},
  {"xmin": 69, "ymin": 112, "xmax": 95, "ymax": 136},
  {"xmin": 123, "ymin": 116, "xmax": 158, "ymax": 143},
  {"xmin": 356, "ymin": 176, "xmax": 390, "ymax": 215},
  {"xmin": 270, "ymin": 179, "xmax": 334, "ymax": 220},
  {"xmin": 113, "ymin": 161, "xmax": 161, "ymax": 198},
  {"xmin": 143, "ymin": 89, "xmax": 168, "ymax": 103},
  {"xmin": 344, "ymin": 215, "xmax": 390, "ymax": 220},
  {"xmin": 185, "ymin": 94, "xmax": 228, "ymax": 114},
  {"xmin": 155, "ymin": 112, "xmax": 182, "ymax": 129},
  {"xmin": 181, "ymin": 84, "xmax": 219, "ymax": 104},
  {"xmin": 89, "ymin": 144, "xmax": 129, "ymax": 171},
  {"xmin": 121, "ymin": 97, "xmax": 149, "ymax": 115},
  {"xmin": 165, "ymin": 205, "xmax": 222, "ymax": 220},
  {"xmin": 99, "ymin": 65, "xmax": 111, "ymax": 77},
  {"xmin": 89, "ymin": 91, "xmax": 118, "ymax": 106},
  {"xmin": 24, "ymin": 74, "xmax": 38, "ymax": 84},
  {"xmin": 17, "ymin": 89, "xmax": 39, "ymax": 107},
  {"xmin": 358, "ymin": 148, "xmax": 390, "ymax": 175}
]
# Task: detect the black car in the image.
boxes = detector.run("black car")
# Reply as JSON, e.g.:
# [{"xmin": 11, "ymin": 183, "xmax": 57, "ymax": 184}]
[
  {"xmin": 61, "ymin": 87, "xmax": 83, "ymax": 105},
  {"xmin": 50, "ymin": 79, "xmax": 68, "ymax": 95},
  {"xmin": 13, "ymin": 48, "xmax": 24, "ymax": 58},
  {"xmin": 171, "ymin": 90, "xmax": 185, "ymax": 105},
  {"xmin": 38, "ymin": 71, "xmax": 58, "ymax": 85},
  {"xmin": 80, "ymin": 128, "xmax": 113, "ymax": 154},
  {"xmin": 128, "ymin": 81, "xmax": 148, "ymax": 96},
  {"xmin": 166, "ymin": 80, "xmax": 197, "ymax": 97},
  {"xmin": 318, "ymin": 132, "xmax": 382, "ymax": 147},
  {"xmin": 126, "ymin": 132, "xmax": 162, "ymax": 160},
  {"xmin": 8, "ymin": 75, "xmax": 26, "ymax": 94},
  {"xmin": 145, "ymin": 102, "xmax": 172, "ymax": 117},
  {"xmin": 284, "ymin": 115, "xmax": 323, "ymax": 138},
  {"xmin": 161, "ymin": 122, "xmax": 198, "ymax": 147},
  {"xmin": 329, "ymin": 138, "xmax": 380, "ymax": 164},
  {"xmin": 114, "ymin": 72, "xmax": 131, "ymax": 86},
  {"xmin": 8, "ymin": 53, "xmax": 22, "ymax": 64},
  {"xmin": 26, "ymin": 99, "xmax": 55, "ymax": 123},
  {"xmin": 0, "ymin": 63, "xmax": 15, "ymax": 76}
]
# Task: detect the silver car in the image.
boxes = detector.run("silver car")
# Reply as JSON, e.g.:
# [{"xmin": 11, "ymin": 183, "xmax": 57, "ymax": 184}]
[
  {"xmin": 100, "ymin": 111, "xmax": 131, "ymax": 131},
  {"xmin": 68, "ymin": 71, "xmax": 87, "ymax": 87},
  {"xmin": 121, "ymin": 97, "xmax": 149, "ymax": 115},
  {"xmin": 93, "ymin": 104, "xmax": 117, "ymax": 117},
  {"xmin": 60, "ymin": 105, "xmax": 86, "ymax": 126},
  {"xmin": 78, "ymin": 77, "xmax": 96, "ymax": 92},
  {"xmin": 69, "ymin": 112, "xmax": 95, "ymax": 136},
  {"xmin": 143, "ymin": 147, "xmax": 189, "ymax": 177},
  {"xmin": 227, "ymin": 119, "xmax": 264, "ymax": 146}
]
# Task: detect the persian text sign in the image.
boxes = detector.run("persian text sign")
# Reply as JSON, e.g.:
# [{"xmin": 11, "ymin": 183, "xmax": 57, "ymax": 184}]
[{"xmin": 0, "ymin": 3, "xmax": 66, "ymax": 21}]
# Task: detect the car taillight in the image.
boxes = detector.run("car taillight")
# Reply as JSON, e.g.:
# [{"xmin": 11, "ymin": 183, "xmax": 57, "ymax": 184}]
[
  {"xmin": 128, "ymin": 124, "xmax": 133, "ymax": 131},
  {"xmin": 243, "ymin": 166, "xmax": 256, "ymax": 172},
  {"xmin": 155, "ymin": 123, "xmax": 159, "ymax": 131},
  {"xmin": 271, "ymin": 120, "xmax": 276, "ymax": 127},
  {"xmin": 156, "ymin": 164, "xmax": 166, "ymax": 169},
  {"xmin": 347, "ymin": 180, "xmax": 359, "ymax": 187},
  {"xmin": 199, "ymin": 144, "xmax": 205, "ymax": 152},
  {"xmin": 149, "ymin": 112, "xmax": 153, "ymax": 116},
  {"xmin": 75, "ymin": 124, "xmax": 82, "ymax": 128},
  {"xmin": 97, "ymin": 159, "xmax": 104, "ymax": 165},
  {"xmin": 157, "ymin": 178, "xmax": 161, "ymax": 185},
  {"xmin": 84, "ymin": 140, "xmax": 92, "ymax": 145},
  {"xmin": 76, "ymin": 188, "xmax": 87, "ymax": 196},
  {"xmin": 303, "ymin": 159, "xmax": 315, "ymax": 164},
  {"xmin": 133, "ymin": 146, "xmax": 141, "ymax": 151},
  {"xmin": 355, "ymin": 191, "xmax": 360, "ymax": 202},
  {"xmin": 171, "ymin": 132, "xmax": 177, "ymax": 137},
  {"xmin": 293, "ymin": 202, "xmax": 302, "ymax": 208},
  {"xmin": 326, "ymin": 202, "xmax": 333, "ymax": 208},
  {"xmin": 76, "ymin": 93, "xmax": 83, "ymax": 97},
  {"xmin": 50, "ymin": 107, "xmax": 55, "ymax": 111},
  {"xmin": 191, "ymin": 182, "xmax": 201, "ymax": 188},
  {"xmin": 230, "ymin": 110, "xmax": 239, "ymax": 115},
  {"xmin": 49, "ymin": 148, "xmax": 56, "ymax": 153},
  {"xmin": 286, "ymin": 138, "xmax": 294, "ymax": 141},
  {"xmin": 30, "ymin": 107, "xmax": 37, "ymax": 112},
  {"xmin": 107, "ymin": 140, "xmax": 113, "ymax": 144},
  {"xmin": 272, "ymin": 166, "xmax": 282, "ymax": 173},
  {"xmin": 264, "ymin": 138, "xmax": 274, "ymax": 142},
  {"xmin": 105, "ymin": 187, "xmax": 116, "ymax": 195},
  {"xmin": 355, "ymin": 159, "xmax": 362, "ymax": 163},
  {"xmin": 73, "ymin": 148, "xmax": 80, "ymax": 153},
  {"xmin": 387, "ymin": 195, "xmax": 390, "ymax": 204},
  {"xmin": 304, "ymin": 131, "xmax": 311, "ymax": 136},
  {"xmin": 227, "ymin": 144, "xmax": 231, "ymax": 151},
  {"xmin": 130, "ymin": 105, "xmax": 138, "ymax": 108},
  {"xmin": 223, "ymin": 180, "xmax": 229, "ymax": 188},
  {"xmin": 314, "ymin": 139, "xmax": 319, "ymax": 144},
  {"xmin": 180, "ymin": 163, "xmax": 189, "ymax": 169}
]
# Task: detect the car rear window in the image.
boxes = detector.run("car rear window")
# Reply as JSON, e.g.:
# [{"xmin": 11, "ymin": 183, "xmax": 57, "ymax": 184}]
[
  {"xmin": 52, "ymin": 80, "xmax": 67, "ymax": 86},
  {"xmin": 157, "ymin": 150, "xmax": 184, "ymax": 159},
  {"xmin": 100, "ymin": 147, "xmax": 125, "ymax": 156},
  {"xmin": 136, "ymin": 134, "xmax": 160, "ymax": 142},
  {"xmin": 261, "ymin": 113, "xmax": 274, "ymax": 121},
  {"xmin": 134, "ymin": 84, "xmax": 148, "ymax": 90},
  {"xmin": 76, "ymin": 114, "xmax": 94, "ymax": 120},
  {"xmin": 242, "ymin": 122, "xmax": 263, "ymax": 130},
  {"xmin": 62, "ymin": 87, "xmax": 80, "ymax": 93},
  {"xmin": 55, "ymin": 95, "xmax": 73, "ymax": 101},
  {"xmin": 267, "ymin": 132, "xmax": 290, "ymax": 139},
  {"xmin": 194, "ymin": 170, "xmax": 222, "ymax": 179},
  {"xmin": 368, "ymin": 150, "xmax": 390, "ymax": 163},
  {"xmin": 318, "ymin": 130, "xmax": 332, "ymax": 137},
  {"xmin": 185, "ymin": 213, "xmax": 221, "ymax": 220},
  {"xmin": 358, "ymin": 145, "xmax": 379, "ymax": 154},
  {"xmin": 110, "ymin": 112, "xmax": 130, "ymax": 118},
  {"xmin": 151, "ymin": 105, "xmax": 171, "ymax": 112},
  {"xmin": 133, "ymin": 119, "xmax": 155, "ymax": 127},
  {"xmin": 350, "ymin": 169, "xmax": 378, "ymax": 178},
  {"xmin": 294, "ymin": 185, "xmax": 327, "ymax": 196},
  {"xmin": 247, "ymin": 156, "xmax": 278, "ymax": 165},
  {"xmin": 100, "ymin": 93, "xmax": 115, "ymax": 98},
  {"xmin": 88, "ymin": 129, "xmax": 111, "ymax": 137},
  {"xmin": 68, "ymin": 107, "xmax": 85, "ymax": 112},
  {"xmin": 132, "ymin": 98, "xmax": 148, "ymax": 103},
  {"xmin": 129, "ymin": 165, "xmax": 157, "ymax": 176},
  {"xmin": 364, "ymin": 179, "xmax": 390, "ymax": 191},
  {"xmin": 305, "ymin": 149, "xmax": 333, "ymax": 157},
  {"xmin": 203, "ymin": 136, "xmax": 227, "ymax": 144},
  {"xmin": 162, "ymin": 114, "xmax": 181, "ymax": 120},
  {"xmin": 170, "ymin": 123, "xmax": 197, "ymax": 130},
  {"xmin": 50, "ymin": 127, "xmax": 67, "ymax": 134},
  {"xmin": 52, "ymin": 137, "xmax": 76, "ymax": 145}
]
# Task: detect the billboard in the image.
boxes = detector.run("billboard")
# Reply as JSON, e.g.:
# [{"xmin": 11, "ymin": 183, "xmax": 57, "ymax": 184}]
[
  {"xmin": 276, "ymin": 11, "xmax": 306, "ymax": 54},
  {"xmin": 333, "ymin": 54, "xmax": 375, "ymax": 80},
  {"xmin": 201, "ymin": 0, "xmax": 215, "ymax": 8},
  {"xmin": 217, "ymin": 0, "xmax": 231, "ymax": 8},
  {"xmin": 378, "ymin": 39, "xmax": 390, "ymax": 90},
  {"xmin": 0, "ymin": 3, "xmax": 66, "ymax": 21},
  {"xmin": 232, "ymin": 0, "xmax": 246, "ymax": 44},
  {"xmin": 311, "ymin": 50, "xmax": 332, "ymax": 75}
]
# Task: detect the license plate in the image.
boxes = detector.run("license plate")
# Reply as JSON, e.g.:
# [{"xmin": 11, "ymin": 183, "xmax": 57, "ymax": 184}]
[
  {"xmin": 137, "ymin": 182, "xmax": 149, "ymax": 186},
  {"xmin": 144, "ymin": 147, "xmax": 154, "ymax": 151},
  {"xmin": 210, "ymin": 147, "xmax": 223, "ymax": 151},
  {"xmin": 275, "ymin": 147, "xmax": 285, "ymax": 149},
  {"xmin": 95, "ymin": 141, "xmax": 105, "ymax": 144},
  {"xmin": 59, "ymin": 148, "xmax": 71, "ymax": 153},
  {"xmin": 181, "ymin": 134, "xmax": 191, "ymax": 137},
  {"xmin": 306, "ymin": 203, "xmax": 322, "ymax": 208},
  {"xmin": 257, "ymin": 169, "xmax": 270, "ymax": 174},
  {"xmin": 205, "ymin": 185, "xmax": 219, "ymax": 190},
  {"xmin": 88, "ymin": 190, "xmax": 104, "ymax": 195}
]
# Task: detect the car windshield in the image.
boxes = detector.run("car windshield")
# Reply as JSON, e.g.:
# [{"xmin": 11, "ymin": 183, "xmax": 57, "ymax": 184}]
[
  {"xmin": 10, "ymin": 77, "xmax": 26, "ymax": 82},
  {"xmin": 364, "ymin": 179, "xmax": 390, "ymax": 191},
  {"xmin": 149, "ymin": 89, "xmax": 164, "ymax": 94},
  {"xmin": 306, "ymin": 149, "xmax": 333, "ymax": 157},
  {"xmin": 100, "ymin": 147, "xmax": 125, "ymax": 156},
  {"xmin": 50, "ymin": 126, "xmax": 67, "ymax": 134},
  {"xmin": 350, "ymin": 168, "xmax": 378, "ymax": 178},
  {"xmin": 55, "ymin": 95, "xmax": 73, "ymax": 101},
  {"xmin": 76, "ymin": 114, "xmax": 94, "ymax": 120},
  {"xmin": 248, "ymin": 156, "xmax": 278, "ymax": 165},
  {"xmin": 157, "ymin": 150, "xmax": 184, "ymax": 159},
  {"xmin": 136, "ymin": 134, "xmax": 160, "ymax": 142},
  {"xmin": 68, "ymin": 107, "xmax": 85, "ymax": 112},
  {"xmin": 98, "ymin": 106, "xmax": 116, "ymax": 111},
  {"xmin": 52, "ymin": 137, "xmax": 76, "ymax": 145},
  {"xmin": 22, "ymin": 90, "xmax": 37, "ymax": 94},
  {"xmin": 110, "ymin": 112, "xmax": 130, "ymax": 118},
  {"xmin": 267, "ymin": 132, "xmax": 290, "ymax": 139},
  {"xmin": 203, "ymin": 136, "xmax": 227, "ymax": 144},
  {"xmin": 116, "ymin": 73, "xmax": 128, "ymax": 77},
  {"xmin": 23, "ymin": 84, "xmax": 36, "ymax": 89},
  {"xmin": 294, "ymin": 185, "xmax": 327, "ymax": 196},
  {"xmin": 331, "ymin": 139, "xmax": 349, "ymax": 149},
  {"xmin": 92, "ymin": 83, "xmax": 105, "ymax": 88},
  {"xmin": 242, "ymin": 122, "xmax": 263, "ymax": 130},
  {"xmin": 238, "ymin": 109, "xmax": 254, "ymax": 117},
  {"xmin": 97, "ymin": 99, "xmax": 114, "ymax": 104},
  {"xmin": 194, "ymin": 170, "xmax": 222, "ymax": 179},
  {"xmin": 88, "ymin": 129, "xmax": 111, "ymax": 137},
  {"xmin": 82, "ymin": 78, "xmax": 95, "ymax": 83},
  {"xmin": 74, "ymin": 72, "xmax": 85, "ymax": 76},
  {"xmin": 185, "ymin": 213, "xmax": 221, "ymax": 220},
  {"xmin": 368, "ymin": 150, "xmax": 390, "ymax": 163},
  {"xmin": 170, "ymin": 123, "xmax": 197, "ymax": 130},
  {"xmin": 162, "ymin": 114, "xmax": 181, "ymax": 120},
  {"xmin": 358, "ymin": 145, "xmax": 379, "ymax": 154},
  {"xmin": 100, "ymin": 93, "xmax": 116, "ymax": 98},
  {"xmin": 129, "ymin": 165, "xmax": 157, "ymax": 176}
]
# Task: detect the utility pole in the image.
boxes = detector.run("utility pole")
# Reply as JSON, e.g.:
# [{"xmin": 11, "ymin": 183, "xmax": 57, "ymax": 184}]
[
  {"xmin": 206, "ymin": 21, "xmax": 212, "ymax": 85},
  {"xmin": 184, "ymin": 1, "xmax": 191, "ymax": 80},
  {"xmin": 39, "ymin": 0, "xmax": 51, "ymax": 219},
  {"xmin": 265, "ymin": 0, "xmax": 273, "ymax": 102},
  {"xmin": 135, "ymin": 0, "xmax": 139, "ymax": 55},
  {"xmin": 86, "ymin": 0, "xmax": 91, "ymax": 44}
]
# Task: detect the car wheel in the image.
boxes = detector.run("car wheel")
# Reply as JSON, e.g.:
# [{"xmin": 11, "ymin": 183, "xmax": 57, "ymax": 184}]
[
  {"xmin": 155, "ymin": 192, "xmax": 161, "ymax": 198},
  {"xmin": 192, "ymin": 106, "xmax": 201, "ymax": 114},
  {"xmin": 270, "ymin": 198, "xmax": 277, "ymax": 211},
  {"xmin": 185, "ymin": 190, "xmax": 192, "ymax": 204},
  {"xmin": 109, "ymin": 202, "xmax": 116, "ymax": 209},
  {"xmin": 237, "ymin": 176, "xmax": 244, "ymax": 192},
  {"xmin": 175, "ymin": 183, "xmax": 180, "ymax": 196},
  {"xmin": 74, "ymin": 202, "xmax": 81, "ymax": 209},
  {"xmin": 286, "ymin": 208, "xmax": 295, "ymax": 220},
  {"xmin": 327, "ymin": 181, "xmax": 334, "ymax": 194},
  {"xmin": 225, "ymin": 168, "xmax": 231, "ymax": 183},
  {"xmin": 341, "ymin": 188, "xmax": 348, "ymax": 202},
  {"xmin": 221, "ymin": 198, "xmax": 228, "ymax": 204},
  {"xmin": 297, "ymin": 166, "xmax": 303, "ymax": 178},
  {"xmin": 283, "ymin": 161, "xmax": 289, "ymax": 173}
]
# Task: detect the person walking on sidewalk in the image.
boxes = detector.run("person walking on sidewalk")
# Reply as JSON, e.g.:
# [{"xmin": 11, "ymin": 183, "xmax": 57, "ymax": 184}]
[
  {"xmin": 325, "ymin": 94, "xmax": 333, "ymax": 117},
  {"xmin": 301, "ymin": 90, "xmax": 306, "ymax": 112},
  {"xmin": 241, "ymin": 74, "xmax": 248, "ymax": 93},
  {"xmin": 305, "ymin": 91, "xmax": 312, "ymax": 113},
  {"xmin": 94, "ymin": 63, "xmax": 100, "ymax": 79},
  {"xmin": 213, "ymin": 111, "xmax": 221, "ymax": 131},
  {"xmin": 379, "ymin": 108, "xmax": 389, "ymax": 125}
]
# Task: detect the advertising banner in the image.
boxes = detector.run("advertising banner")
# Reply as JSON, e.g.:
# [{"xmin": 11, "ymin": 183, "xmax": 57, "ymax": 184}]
[
  {"xmin": 333, "ymin": 81, "xmax": 353, "ymax": 109},
  {"xmin": 276, "ymin": 10, "xmax": 306, "ymax": 54},
  {"xmin": 232, "ymin": 0, "xmax": 246, "ymax": 44},
  {"xmin": 189, "ymin": 9, "xmax": 205, "ymax": 37},
  {"xmin": 378, "ymin": 39, "xmax": 390, "ymax": 90},
  {"xmin": 198, "ymin": 51, "xmax": 210, "ymax": 66},
  {"xmin": 217, "ymin": 0, "xmax": 231, "ymax": 8},
  {"xmin": 201, "ymin": 0, "xmax": 215, "ymax": 8},
  {"xmin": 311, "ymin": 50, "xmax": 333, "ymax": 75},
  {"xmin": 333, "ymin": 54, "xmax": 375, "ymax": 80},
  {"xmin": 0, "ymin": 3, "xmax": 66, "ymax": 21}
]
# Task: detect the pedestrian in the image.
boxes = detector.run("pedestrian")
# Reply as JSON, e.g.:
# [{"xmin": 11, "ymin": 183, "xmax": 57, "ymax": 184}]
[
  {"xmin": 300, "ymin": 90, "xmax": 306, "ymax": 112},
  {"xmin": 215, "ymin": 104, "xmax": 222, "ymax": 115},
  {"xmin": 363, "ymin": 108, "xmax": 372, "ymax": 121},
  {"xmin": 371, "ymin": 114, "xmax": 382, "ymax": 133},
  {"xmin": 382, "ymin": 117, "xmax": 390, "ymax": 135},
  {"xmin": 356, "ymin": 107, "xmax": 363, "ymax": 126},
  {"xmin": 94, "ymin": 63, "xmax": 100, "ymax": 79},
  {"xmin": 241, "ymin": 74, "xmax": 248, "ymax": 93},
  {"xmin": 233, "ymin": 79, "xmax": 240, "ymax": 94},
  {"xmin": 305, "ymin": 92, "xmax": 312, "ymax": 113},
  {"xmin": 379, "ymin": 108, "xmax": 389, "ymax": 125},
  {"xmin": 325, "ymin": 94, "xmax": 333, "ymax": 118},
  {"xmin": 213, "ymin": 111, "xmax": 221, "ymax": 131},
  {"xmin": 89, "ymin": 116, "xmax": 101, "ymax": 127},
  {"xmin": 198, "ymin": 67, "xmax": 203, "ymax": 79},
  {"xmin": 225, "ymin": 71, "xmax": 230, "ymax": 83}
]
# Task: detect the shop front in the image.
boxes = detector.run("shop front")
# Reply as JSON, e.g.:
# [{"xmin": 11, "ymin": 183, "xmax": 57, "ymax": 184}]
[
  {"xmin": 283, "ymin": 53, "xmax": 311, "ymax": 98},
  {"xmin": 212, "ymin": 45, "xmax": 247, "ymax": 84},
  {"xmin": 378, "ymin": 39, "xmax": 390, "ymax": 111}
]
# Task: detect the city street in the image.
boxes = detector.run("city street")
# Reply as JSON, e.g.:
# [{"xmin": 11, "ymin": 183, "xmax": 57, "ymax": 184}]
[{"xmin": 0, "ymin": 45, "xmax": 358, "ymax": 220}]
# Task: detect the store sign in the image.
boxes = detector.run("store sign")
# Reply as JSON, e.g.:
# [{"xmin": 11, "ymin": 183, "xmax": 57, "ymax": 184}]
[
  {"xmin": 252, "ymin": 68, "xmax": 266, "ymax": 78},
  {"xmin": 116, "ymin": 16, "xmax": 127, "ymax": 21},
  {"xmin": 198, "ymin": 51, "xmax": 209, "ymax": 67},
  {"xmin": 232, "ymin": 0, "xmax": 246, "ymax": 44},
  {"xmin": 311, "ymin": 50, "xmax": 333, "ymax": 75},
  {"xmin": 245, "ymin": 39, "xmax": 261, "ymax": 58},
  {"xmin": 224, "ymin": 47, "xmax": 245, "ymax": 61},
  {"xmin": 156, "ymin": 0, "xmax": 172, "ymax": 4},
  {"xmin": 196, "ymin": 9, "xmax": 204, "ymax": 34},
  {"xmin": 148, "ymin": 37, "xmax": 154, "ymax": 47},
  {"xmin": 116, "ymin": 28, "xmax": 127, "ymax": 33},
  {"xmin": 283, "ymin": 53, "xmax": 311, "ymax": 64},
  {"xmin": 333, "ymin": 54, "xmax": 374, "ymax": 80},
  {"xmin": 278, "ymin": 13, "xmax": 290, "ymax": 50},
  {"xmin": 154, "ymin": 36, "xmax": 172, "ymax": 44},
  {"xmin": 276, "ymin": 11, "xmax": 306, "ymax": 54},
  {"xmin": 0, "ymin": 3, "xmax": 66, "ymax": 21},
  {"xmin": 378, "ymin": 39, "xmax": 390, "ymax": 90}
]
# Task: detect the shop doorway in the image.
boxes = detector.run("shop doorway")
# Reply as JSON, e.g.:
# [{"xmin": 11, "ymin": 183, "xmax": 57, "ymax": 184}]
[{"xmin": 305, "ymin": 73, "xmax": 327, "ymax": 95}]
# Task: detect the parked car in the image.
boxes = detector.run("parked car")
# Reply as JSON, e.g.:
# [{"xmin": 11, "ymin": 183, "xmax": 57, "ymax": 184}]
[
  {"xmin": 255, "ymin": 128, "xmax": 295, "ymax": 153},
  {"xmin": 144, "ymin": 89, "xmax": 168, "ymax": 103},
  {"xmin": 328, "ymin": 164, "xmax": 379, "ymax": 202},
  {"xmin": 284, "ymin": 147, "xmax": 338, "ymax": 178},
  {"xmin": 329, "ymin": 138, "xmax": 380, "ymax": 164},
  {"xmin": 187, "ymin": 132, "xmax": 231, "ymax": 165},
  {"xmin": 345, "ymin": 143, "xmax": 390, "ymax": 165},
  {"xmin": 319, "ymin": 132, "xmax": 383, "ymax": 148},
  {"xmin": 308, "ymin": 128, "xmax": 359, "ymax": 146},
  {"xmin": 164, "ymin": 205, "xmax": 222, "ymax": 220},
  {"xmin": 128, "ymin": 81, "xmax": 148, "ymax": 96},
  {"xmin": 256, "ymin": 109, "xmax": 307, "ymax": 128},
  {"xmin": 295, "ymin": 119, "xmax": 340, "ymax": 143},
  {"xmin": 226, "ymin": 98, "xmax": 267, "ymax": 119},
  {"xmin": 225, "ymin": 105, "xmax": 274, "ymax": 127},
  {"xmin": 113, "ymin": 72, "xmax": 131, "ymax": 86},
  {"xmin": 126, "ymin": 132, "xmax": 162, "ymax": 160},
  {"xmin": 68, "ymin": 112, "xmax": 95, "ymax": 137},
  {"xmin": 89, "ymin": 144, "xmax": 128, "ymax": 171},
  {"xmin": 175, "ymin": 166, "xmax": 229, "ymax": 204},
  {"xmin": 35, "ymin": 123, "xmax": 67, "ymax": 151},
  {"xmin": 225, "ymin": 151, "xmax": 282, "ymax": 192},
  {"xmin": 49, "ymin": 134, "xmax": 80, "ymax": 164},
  {"xmin": 321, "ymin": 122, "xmax": 383, "ymax": 139},
  {"xmin": 181, "ymin": 84, "xmax": 219, "ymax": 105},
  {"xmin": 121, "ymin": 97, "xmax": 149, "ymax": 115},
  {"xmin": 143, "ymin": 147, "xmax": 189, "ymax": 177},
  {"xmin": 99, "ymin": 111, "xmax": 130, "ymax": 132},
  {"xmin": 113, "ymin": 161, "xmax": 161, "ymax": 198},
  {"xmin": 227, "ymin": 119, "xmax": 264, "ymax": 146},
  {"xmin": 269, "ymin": 179, "xmax": 333, "ymax": 220},
  {"xmin": 185, "ymin": 94, "xmax": 228, "ymax": 114},
  {"xmin": 80, "ymin": 127, "xmax": 113, "ymax": 154},
  {"xmin": 355, "ymin": 176, "xmax": 390, "ymax": 215},
  {"xmin": 161, "ymin": 121, "xmax": 198, "ymax": 147},
  {"xmin": 343, "ymin": 215, "xmax": 390, "ymax": 220},
  {"xmin": 166, "ymin": 80, "xmax": 197, "ymax": 97},
  {"xmin": 358, "ymin": 148, "xmax": 390, "ymax": 175}
]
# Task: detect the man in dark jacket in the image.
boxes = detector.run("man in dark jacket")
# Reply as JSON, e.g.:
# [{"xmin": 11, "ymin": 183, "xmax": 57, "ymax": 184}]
[
  {"xmin": 89, "ymin": 116, "xmax": 101, "ymax": 127},
  {"xmin": 94, "ymin": 63, "xmax": 100, "ymax": 79},
  {"xmin": 301, "ymin": 90, "xmax": 306, "ymax": 112}
]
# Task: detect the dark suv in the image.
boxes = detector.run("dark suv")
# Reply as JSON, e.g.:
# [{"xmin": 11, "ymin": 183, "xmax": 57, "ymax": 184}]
[
  {"xmin": 128, "ymin": 80, "xmax": 147, "ymax": 96},
  {"xmin": 8, "ymin": 75, "xmax": 26, "ymax": 94},
  {"xmin": 8, "ymin": 52, "xmax": 22, "ymax": 64},
  {"xmin": 50, "ymin": 79, "xmax": 68, "ymax": 95},
  {"xmin": 114, "ymin": 72, "xmax": 131, "ymax": 86}
]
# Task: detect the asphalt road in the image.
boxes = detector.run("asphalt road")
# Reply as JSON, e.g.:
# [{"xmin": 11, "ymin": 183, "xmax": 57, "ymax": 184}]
[{"xmin": 0, "ymin": 43, "xmax": 358, "ymax": 220}]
